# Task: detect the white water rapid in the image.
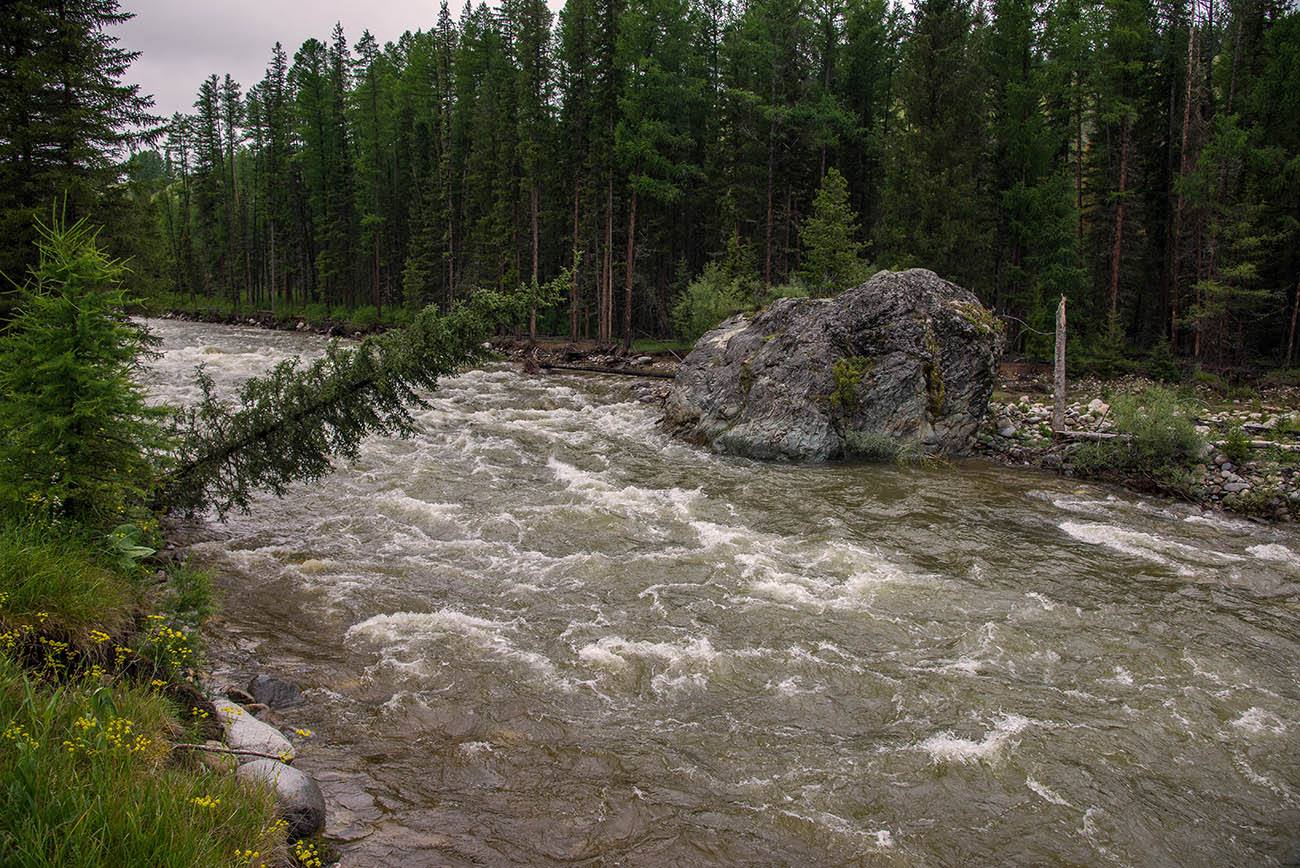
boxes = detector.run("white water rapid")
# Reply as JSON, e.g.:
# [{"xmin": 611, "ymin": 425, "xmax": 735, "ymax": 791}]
[{"xmin": 142, "ymin": 318, "xmax": 1300, "ymax": 867}]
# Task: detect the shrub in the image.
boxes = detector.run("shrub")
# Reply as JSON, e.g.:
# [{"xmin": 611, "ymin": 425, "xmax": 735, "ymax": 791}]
[
  {"xmin": 1220, "ymin": 425, "xmax": 1252, "ymax": 465},
  {"xmin": 670, "ymin": 262, "xmax": 750, "ymax": 343},
  {"xmin": 348, "ymin": 305, "xmax": 380, "ymax": 328},
  {"xmin": 1070, "ymin": 385, "xmax": 1205, "ymax": 485},
  {"xmin": 1143, "ymin": 341, "xmax": 1182, "ymax": 383}
]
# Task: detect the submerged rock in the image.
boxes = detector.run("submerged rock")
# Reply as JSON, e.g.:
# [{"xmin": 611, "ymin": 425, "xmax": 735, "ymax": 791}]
[
  {"xmin": 237, "ymin": 759, "xmax": 326, "ymax": 840},
  {"xmin": 248, "ymin": 674, "xmax": 303, "ymax": 709},
  {"xmin": 663, "ymin": 268, "xmax": 1004, "ymax": 460}
]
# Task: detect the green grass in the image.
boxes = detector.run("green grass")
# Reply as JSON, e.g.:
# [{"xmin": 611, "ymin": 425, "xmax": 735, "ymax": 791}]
[
  {"xmin": 0, "ymin": 524, "xmax": 139, "ymax": 644},
  {"xmin": 0, "ymin": 522, "xmax": 293, "ymax": 867},
  {"xmin": 0, "ymin": 653, "xmax": 285, "ymax": 867},
  {"xmin": 629, "ymin": 337, "xmax": 694, "ymax": 355}
]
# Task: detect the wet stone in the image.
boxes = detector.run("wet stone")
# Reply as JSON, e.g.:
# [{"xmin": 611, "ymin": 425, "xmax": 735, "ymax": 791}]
[{"xmin": 249, "ymin": 674, "xmax": 304, "ymax": 709}]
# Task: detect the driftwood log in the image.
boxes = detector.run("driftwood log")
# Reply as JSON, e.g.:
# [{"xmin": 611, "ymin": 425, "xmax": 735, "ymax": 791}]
[{"xmin": 540, "ymin": 362, "xmax": 675, "ymax": 379}]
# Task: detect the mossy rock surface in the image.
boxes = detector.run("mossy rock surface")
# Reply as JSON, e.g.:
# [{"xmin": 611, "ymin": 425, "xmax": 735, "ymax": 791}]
[{"xmin": 662, "ymin": 268, "xmax": 1004, "ymax": 461}]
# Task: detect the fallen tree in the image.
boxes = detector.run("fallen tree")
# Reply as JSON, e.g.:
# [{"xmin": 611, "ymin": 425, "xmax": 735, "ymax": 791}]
[{"xmin": 155, "ymin": 276, "xmax": 565, "ymax": 517}]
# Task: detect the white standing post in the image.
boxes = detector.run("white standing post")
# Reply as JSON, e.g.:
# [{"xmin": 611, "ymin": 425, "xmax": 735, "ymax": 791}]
[{"xmin": 1053, "ymin": 295, "xmax": 1067, "ymax": 435}]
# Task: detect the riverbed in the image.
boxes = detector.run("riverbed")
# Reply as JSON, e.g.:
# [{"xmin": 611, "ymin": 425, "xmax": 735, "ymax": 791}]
[{"xmin": 142, "ymin": 318, "xmax": 1300, "ymax": 867}]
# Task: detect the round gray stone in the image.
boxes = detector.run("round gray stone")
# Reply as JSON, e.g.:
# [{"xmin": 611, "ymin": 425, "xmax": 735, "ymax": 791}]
[{"xmin": 237, "ymin": 759, "xmax": 326, "ymax": 840}]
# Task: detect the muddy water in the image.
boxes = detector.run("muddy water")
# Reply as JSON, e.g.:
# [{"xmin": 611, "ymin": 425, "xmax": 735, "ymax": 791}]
[{"xmin": 142, "ymin": 318, "xmax": 1300, "ymax": 866}]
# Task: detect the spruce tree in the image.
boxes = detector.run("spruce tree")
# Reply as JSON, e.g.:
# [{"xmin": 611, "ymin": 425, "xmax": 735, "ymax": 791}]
[
  {"xmin": 799, "ymin": 167, "xmax": 869, "ymax": 294},
  {"xmin": 0, "ymin": 0, "xmax": 162, "ymax": 281},
  {"xmin": 0, "ymin": 218, "xmax": 165, "ymax": 524},
  {"xmin": 875, "ymin": 0, "xmax": 989, "ymax": 291}
]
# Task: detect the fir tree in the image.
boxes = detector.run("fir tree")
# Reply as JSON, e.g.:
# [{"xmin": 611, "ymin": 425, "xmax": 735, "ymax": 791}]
[
  {"xmin": 799, "ymin": 167, "xmax": 869, "ymax": 294},
  {"xmin": 0, "ymin": 0, "xmax": 162, "ymax": 281},
  {"xmin": 0, "ymin": 218, "xmax": 165, "ymax": 524}
]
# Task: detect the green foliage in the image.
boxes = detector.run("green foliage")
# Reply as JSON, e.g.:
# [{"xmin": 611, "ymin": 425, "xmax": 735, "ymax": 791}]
[
  {"xmin": 1220, "ymin": 425, "xmax": 1252, "ymax": 465},
  {"xmin": 843, "ymin": 431, "xmax": 900, "ymax": 461},
  {"xmin": 0, "ymin": 654, "xmax": 284, "ymax": 867},
  {"xmin": 1071, "ymin": 321, "xmax": 1138, "ymax": 378},
  {"xmin": 0, "ymin": 217, "xmax": 167, "ymax": 526},
  {"xmin": 1143, "ymin": 341, "xmax": 1181, "ymax": 383},
  {"xmin": 799, "ymin": 168, "xmax": 871, "ymax": 295},
  {"xmin": 1070, "ymin": 385, "xmax": 1205, "ymax": 484},
  {"xmin": 0, "ymin": 0, "xmax": 161, "ymax": 280},
  {"xmin": 0, "ymin": 523, "xmax": 138, "ymax": 643},
  {"xmin": 829, "ymin": 356, "xmax": 873, "ymax": 413},
  {"xmin": 670, "ymin": 262, "xmax": 750, "ymax": 343}
]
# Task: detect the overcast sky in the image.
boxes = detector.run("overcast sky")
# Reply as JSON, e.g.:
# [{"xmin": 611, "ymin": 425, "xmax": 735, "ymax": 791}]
[{"xmin": 114, "ymin": 1, "xmax": 468, "ymax": 120}]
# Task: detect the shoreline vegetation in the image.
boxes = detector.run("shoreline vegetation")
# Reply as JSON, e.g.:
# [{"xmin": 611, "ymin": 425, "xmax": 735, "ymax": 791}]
[{"xmin": 0, "ymin": 220, "xmax": 534, "ymax": 867}]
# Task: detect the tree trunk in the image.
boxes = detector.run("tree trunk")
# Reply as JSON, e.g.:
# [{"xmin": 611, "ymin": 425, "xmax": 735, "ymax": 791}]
[
  {"xmin": 571, "ymin": 178, "xmax": 581, "ymax": 342},
  {"xmin": 1171, "ymin": 18, "xmax": 1197, "ymax": 354},
  {"xmin": 1076, "ymin": 71, "xmax": 1084, "ymax": 242},
  {"xmin": 1109, "ymin": 116, "xmax": 1130, "ymax": 323},
  {"xmin": 623, "ymin": 181, "xmax": 638, "ymax": 352},
  {"xmin": 602, "ymin": 175, "xmax": 613, "ymax": 344},
  {"xmin": 529, "ymin": 183, "xmax": 539, "ymax": 344},
  {"xmin": 1287, "ymin": 281, "xmax": 1299, "ymax": 367},
  {"xmin": 1054, "ymin": 296, "xmax": 1067, "ymax": 433}
]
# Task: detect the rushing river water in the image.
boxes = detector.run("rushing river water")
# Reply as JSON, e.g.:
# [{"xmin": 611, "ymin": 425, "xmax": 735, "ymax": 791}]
[{"xmin": 140, "ymin": 318, "xmax": 1300, "ymax": 867}]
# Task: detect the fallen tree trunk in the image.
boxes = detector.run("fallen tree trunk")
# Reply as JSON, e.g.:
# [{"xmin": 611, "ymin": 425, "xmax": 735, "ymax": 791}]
[
  {"xmin": 1056, "ymin": 430, "xmax": 1299, "ymax": 452},
  {"xmin": 540, "ymin": 362, "xmax": 675, "ymax": 379}
]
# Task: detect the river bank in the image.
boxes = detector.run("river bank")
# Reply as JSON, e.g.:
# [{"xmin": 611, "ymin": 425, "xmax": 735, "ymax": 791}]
[{"xmin": 489, "ymin": 337, "xmax": 1300, "ymax": 522}]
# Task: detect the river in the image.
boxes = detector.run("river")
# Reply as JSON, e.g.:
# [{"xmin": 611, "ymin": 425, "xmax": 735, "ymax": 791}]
[{"xmin": 141, "ymin": 318, "xmax": 1300, "ymax": 867}]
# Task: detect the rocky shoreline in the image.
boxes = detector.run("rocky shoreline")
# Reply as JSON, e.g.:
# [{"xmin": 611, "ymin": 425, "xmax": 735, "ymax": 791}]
[
  {"xmin": 193, "ymin": 673, "xmax": 337, "ymax": 865},
  {"xmin": 974, "ymin": 392, "xmax": 1300, "ymax": 521}
]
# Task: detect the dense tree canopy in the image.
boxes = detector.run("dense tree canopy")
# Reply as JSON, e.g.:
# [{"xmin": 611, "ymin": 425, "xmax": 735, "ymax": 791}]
[{"xmin": 3, "ymin": 0, "xmax": 1299, "ymax": 367}]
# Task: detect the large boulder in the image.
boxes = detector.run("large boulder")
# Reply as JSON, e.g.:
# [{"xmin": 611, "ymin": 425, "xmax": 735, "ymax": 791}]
[{"xmin": 662, "ymin": 269, "xmax": 1004, "ymax": 460}]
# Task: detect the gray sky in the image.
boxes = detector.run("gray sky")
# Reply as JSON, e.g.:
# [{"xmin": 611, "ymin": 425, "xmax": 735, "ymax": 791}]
[{"xmin": 115, "ymin": 1, "xmax": 462, "ymax": 120}]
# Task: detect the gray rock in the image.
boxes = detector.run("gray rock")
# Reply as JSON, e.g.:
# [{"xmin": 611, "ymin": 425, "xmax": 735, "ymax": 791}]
[
  {"xmin": 236, "ymin": 759, "xmax": 326, "ymax": 840},
  {"xmin": 997, "ymin": 423, "xmax": 1018, "ymax": 438},
  {"xmin": 1223, "ymin": 482, "xmax": 1250, "ymax": 493},
  {"xmin": 214, "ymin": 698, "xmax": 295, "ymax": 764},
  {"xmin": 248, "ymin": 674, "xmax": 303, "ymax": 709},
  {"xmin": 662, "ymin": 269, "xmax": 1004, "ymax": 460},
  {"xmin": 1041, "ymin": 453, "xmax": 1064, "ymax": 471}
]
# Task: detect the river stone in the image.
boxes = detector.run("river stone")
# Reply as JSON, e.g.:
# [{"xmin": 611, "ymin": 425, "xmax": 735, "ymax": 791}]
[
  {"xmin": 663, "ymin": 268, "xmax": 1004, "ymax": 460},
  {"xmin": 248, "ymin": 674, "xmax": 303, "ymax": 709},
  {"xmin": 214, "ymin": 698, "xmax": 295, "ymax": 763},
  {"xmin": 236, "ymin": 759, "xmax": 326, "ymax": 840}
]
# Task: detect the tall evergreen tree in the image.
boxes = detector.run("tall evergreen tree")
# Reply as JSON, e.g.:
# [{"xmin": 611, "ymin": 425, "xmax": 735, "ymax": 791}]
[
  {"xmin": 876, "ymin": 0, "xmax": 989, "ymax": 292},
  {"xmin": 0, "ymin": 0, "xmax": 161, "ymax": 282}
]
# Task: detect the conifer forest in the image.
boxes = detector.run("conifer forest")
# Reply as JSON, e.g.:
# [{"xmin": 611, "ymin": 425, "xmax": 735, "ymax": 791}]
[{"xmin": 3, "ymin": 0, "xmax": 1299, "ymax": 367}]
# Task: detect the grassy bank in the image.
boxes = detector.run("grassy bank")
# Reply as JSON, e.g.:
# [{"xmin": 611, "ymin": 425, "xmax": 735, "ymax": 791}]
[{"xmin": 0, "ymin": 522, "xmax": 289, "ymax": 867}]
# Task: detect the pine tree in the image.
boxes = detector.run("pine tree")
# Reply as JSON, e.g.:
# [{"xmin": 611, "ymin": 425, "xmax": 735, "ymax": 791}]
[
  {"xmin": 799, "ymin": 167, "xmax": 869, "ymax": 294},
  {"xmin": 0, "ymin": 0, "xmax": 162, "ymax": 281},
  {"xmin": 875, "ymin": 0, "xmax": 989, "ymax": 292}
]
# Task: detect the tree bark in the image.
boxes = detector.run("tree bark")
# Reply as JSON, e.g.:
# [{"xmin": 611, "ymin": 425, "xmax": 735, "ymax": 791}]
[
  {"xmin": 1170, "ymin": 18, "xmax": 1197, "ymax": 354},
  {"xmin": 571, "ymin": 178, "xmax": 581, "ymax": 342},
  {"xmin": 623, "ymin": 181, "xmax": 638, "ymax": 352},
  {"xmin": 1109, "ymin": 116, "xmax": 1130, "ymax": 322},
  {"xmin": 1287, "ymin": 281, "xmax": 1299, "ymax": 367},
  {"xmin": 1054, "ymin": 296, "xmax": 1067, "ymax": 434}
]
